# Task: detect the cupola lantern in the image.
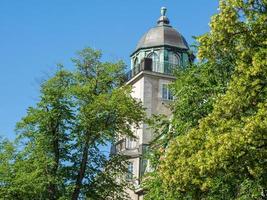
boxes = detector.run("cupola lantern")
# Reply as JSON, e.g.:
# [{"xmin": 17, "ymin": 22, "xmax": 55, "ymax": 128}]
[{"xmin": 128, "ymin": 7, "xmax": 194, "ymax": 81}]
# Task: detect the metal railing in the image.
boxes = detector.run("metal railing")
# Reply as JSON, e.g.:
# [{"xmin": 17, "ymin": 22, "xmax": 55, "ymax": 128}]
[
  {"xmin": 125, "ymin": 61, "xmax": 179, "ymax": 82},
  {"xmin": 113, "ymin": 138, "xmax": 138, "ymax": 153}
]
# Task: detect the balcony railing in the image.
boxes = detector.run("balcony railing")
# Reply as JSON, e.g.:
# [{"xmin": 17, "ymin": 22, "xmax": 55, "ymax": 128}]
[
  {"xmin": 125, "ymin": 59, "xmax": 179, "ymax": 82},
  {"xmin": 112, "ymin": 138, "xmax": 138, "ymax": 154}
]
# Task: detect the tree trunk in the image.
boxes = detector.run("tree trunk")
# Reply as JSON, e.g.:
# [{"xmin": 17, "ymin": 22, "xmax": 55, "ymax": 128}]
[
  {"xmin": 47, "ymin": 116, "xmax": 60, "ymax": 200},
  {"xmin": 48, "ymin": 133, "xmax": 60, "ymax": 200},
  {"xmin": 71, "ymin": 139, "xmax": 90, "ymax": 200}
]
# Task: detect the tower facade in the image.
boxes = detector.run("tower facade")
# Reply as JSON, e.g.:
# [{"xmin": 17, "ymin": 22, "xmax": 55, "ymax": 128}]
[{"xmin": 112, "ymin": 7, "xmax": 193, "ymax": 200}]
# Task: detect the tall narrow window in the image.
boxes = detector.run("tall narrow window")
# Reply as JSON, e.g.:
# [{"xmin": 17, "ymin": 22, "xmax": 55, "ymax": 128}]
[
  {"xmin": 182, "ymin": 53, "xmax": 189, "ymax": 67},
  {"xmin": 162, "ymin": 84, "xmax": 174, "ymax": 101},
  {"xmin": 168, "ymin": 52, "xmax": 180, "ymax": 65},
  {"xmin": 147, "ymin": 52, "xmax": 159, "ymax": 72},
  {"xmin": 134, "ymin": 57, "xmax": 139, "ymax": 67},
  {"xmin": 140, "ymin": 159, "xmax": 148, "ymax": 177},
  {"xmin": 133, "ymin": 57, "xmax": 139, "ymax": 75},
  {"xmin": 126, "ymin": 162, "xmax": 133, "ymax": 180},
  {"xmin": 162, "ymin": 84, "xmax": 168, "ymax": 100},
  {"xmin": 164, "ymin": 52, "xmax": 180, "ymax": 74}
]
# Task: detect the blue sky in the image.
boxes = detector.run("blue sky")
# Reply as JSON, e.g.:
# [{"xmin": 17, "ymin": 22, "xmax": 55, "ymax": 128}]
[{"xmin": 0, "ymin": 0, "xmax": 218, "ymax": 140}]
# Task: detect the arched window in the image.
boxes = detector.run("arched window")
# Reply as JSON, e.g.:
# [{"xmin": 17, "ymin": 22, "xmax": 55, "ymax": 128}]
[
  {"xmin": 168, "ymin": 52, "xmax": 180, "ymax": 65},
  {"xmin": 134, "ymin": 57, "xmax": 139, "ymax": 67},
  {"xmin": 164, "ymin": 52, "xmax": 180, "ymax": 74},
  {"xmin": 147, "ymin": 52, "xmax": 159, "ymax": 72},
  {"xmin": 133, "ymin": 57, "xmax": 139, "ymax": 74}
]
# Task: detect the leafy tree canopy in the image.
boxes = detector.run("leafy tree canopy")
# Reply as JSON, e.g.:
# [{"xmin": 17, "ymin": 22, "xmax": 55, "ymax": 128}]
[
  {"xmin": 144, "ymin": 0, "xmax": 267, "ymax": 199},
  {"xmin": 0, "ymin": 48, "xmax": 145, "ymax": 200}
]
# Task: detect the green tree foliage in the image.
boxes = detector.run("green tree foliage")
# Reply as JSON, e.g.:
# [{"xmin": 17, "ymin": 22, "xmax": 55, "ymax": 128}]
[
  {"xmin": 0, "ymin": 48, "xmax": 144, "ymax": 200},
  {"xmin": 144, "ymin": 0, "xmax": 267, "ymax": 199},
  {"xmin": 0, "ymin": 138, "xmax": 16, "ymax": 197},
  {"xmin": 143, "ymin": 62, "xmax": 233, "ymax": 200}
]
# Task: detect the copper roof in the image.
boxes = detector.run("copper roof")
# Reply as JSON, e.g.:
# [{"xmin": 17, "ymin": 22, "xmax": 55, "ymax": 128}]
[{"xmin": 133, "ymin": 7, "xmax": 189, "ymax": 53}]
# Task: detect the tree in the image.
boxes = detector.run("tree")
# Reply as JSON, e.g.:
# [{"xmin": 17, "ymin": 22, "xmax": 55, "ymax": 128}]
[
  {"xmin": 144, "ymin": 0, "xmax": 267, "ymax": 199},
  {"xmin": 69, "ymin": 48, "xmax": 144, "ymax": 199},
  {"xmin": 143, "ymin": 61, "xmax": 234, "ymax": 200},
  {"xmin": 0, "ymin": 138, "xmax": 16, "ymax": 198},
  {"xmin": 0, "ymin": 69, "xmax": 74, "ymax": 200},
  {"xmin": 0, "ymin": 48, "xmax": 144, "ymax": 200}
]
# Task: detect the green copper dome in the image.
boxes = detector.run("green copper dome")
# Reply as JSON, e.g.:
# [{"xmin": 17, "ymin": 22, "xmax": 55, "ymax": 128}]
[{"xmin": 134, "ymin": 7, "xmax": 189, "ymax": 54}]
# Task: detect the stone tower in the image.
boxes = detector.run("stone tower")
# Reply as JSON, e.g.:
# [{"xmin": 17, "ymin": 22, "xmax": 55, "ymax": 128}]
[{"xmin": 112, "ymin": 7, "xmax": 193, "ymax": 200}]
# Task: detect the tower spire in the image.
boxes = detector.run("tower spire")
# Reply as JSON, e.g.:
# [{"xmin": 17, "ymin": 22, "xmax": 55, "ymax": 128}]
[
  {"xmin": 161, "ymin": 7, "xmax": 167, "ymax": 16},
  {"xmin": 157, "ymin": 7, "xmax": 170, "ymax": 25}
]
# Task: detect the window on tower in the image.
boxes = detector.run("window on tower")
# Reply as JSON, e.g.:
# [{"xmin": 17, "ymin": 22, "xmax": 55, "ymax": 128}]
[
  {"xmin": 168, "ymin": 52, "xmax": 180, "ymax": 65},
  {"xmin": 162, "ymin": 84, "xmax": 174, "ymax": 101},
  {"xmin": 147, "ymin": 52, "xmax": 159, "ymax": 72},
  {"xmin": 126, "ymin": 162, "xmax": 134, "ymax": 181},
  {"xmin": 163, "ymin": 52, "xmax": 180, "ymax": 74},
  {"xmin": 133, "ymin": 57, "xmax": 140, "ymax": 75},
  {"xmin": 182, "ymin": 53, "xmax": 189, "ymax": 67}
]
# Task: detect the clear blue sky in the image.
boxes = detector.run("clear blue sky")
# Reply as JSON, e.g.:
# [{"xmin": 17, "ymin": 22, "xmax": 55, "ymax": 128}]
[{"xmin": 0, "ymin": 0, "xmax": 218, "ymax": 140}]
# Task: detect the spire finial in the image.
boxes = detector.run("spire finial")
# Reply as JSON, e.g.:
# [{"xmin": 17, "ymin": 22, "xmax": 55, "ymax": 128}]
[
  {"xmin": 161, "ymin": 7, "xmax": 167, "ymax": 16},
  {"xmin": 157, "ymin": 7, "xmax": 170, "ymax": 25}
]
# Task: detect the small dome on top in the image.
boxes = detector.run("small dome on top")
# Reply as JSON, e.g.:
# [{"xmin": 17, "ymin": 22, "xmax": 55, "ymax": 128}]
[{"xmin": 134, "ymin": 7, "xmax": 189, "ymax": 53}]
